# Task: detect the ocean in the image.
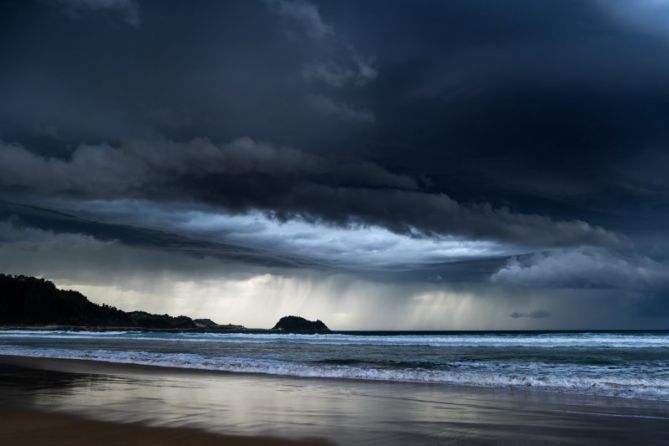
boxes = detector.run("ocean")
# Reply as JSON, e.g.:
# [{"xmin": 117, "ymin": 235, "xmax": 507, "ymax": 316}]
[{"xmin": 1, "ymin": 330, "xmax": 669, "ymax": 401}]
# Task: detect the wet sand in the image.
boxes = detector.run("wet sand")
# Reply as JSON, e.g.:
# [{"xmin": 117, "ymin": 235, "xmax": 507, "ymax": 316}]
[
  {"xmin": 0, "ymin": 408, "xmax": 331, "ymax": 446},
  {"xmin": 2, "ymin": 355, "xmax": 669, "ymax": 445}
]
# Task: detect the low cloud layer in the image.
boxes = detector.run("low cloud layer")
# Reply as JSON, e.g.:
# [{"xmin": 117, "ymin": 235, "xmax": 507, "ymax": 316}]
[
  {"xmin": 0, "ymin": 139, "xmax": 622, "ymax": 248},
  {"xmin": 0, "ymin": 201, "xmax": 308, "ymax": 270},
  {"xmin": 491, "ymin": 248, "xmax": 669, "ymax": 290}
]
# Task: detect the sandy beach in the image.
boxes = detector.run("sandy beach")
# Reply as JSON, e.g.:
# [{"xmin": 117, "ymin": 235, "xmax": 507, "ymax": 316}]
[
  {"xmin": 2, "ymin": 355, "xmax": 669, "ymax": 445},
  {"xmin": 0, "ymin": 408, "xmax": 331, "ymax": 446}
]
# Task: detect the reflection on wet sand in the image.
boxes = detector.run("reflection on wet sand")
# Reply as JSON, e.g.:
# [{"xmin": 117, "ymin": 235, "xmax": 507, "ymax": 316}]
[
  {"xmin": 2, "ymin": 356, "xmax": 669, "ymax": 445},
  {"xmin": 0, "ymin": 408, "xmax": 331, "ymax": 446}
]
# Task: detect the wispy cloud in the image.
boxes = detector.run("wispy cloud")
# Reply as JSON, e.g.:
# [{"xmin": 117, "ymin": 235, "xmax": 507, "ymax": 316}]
[
  {"xmin": 307, "ymin": 94, "xmax": 375, "ymax": 122},
  {"xmin": 266, "ymin": 0, "xmax": 378, "ymax": 124},
  {"xmin": 56, "ymin": 0, "xmax": 141, "ymax": 27},
  {"xmin": 304, "ymin": 55, "xmax": 378, "ymax": 87},
  {"xmin": 265, "ymin": 0, "xmax": 332, "ymax": 39}
]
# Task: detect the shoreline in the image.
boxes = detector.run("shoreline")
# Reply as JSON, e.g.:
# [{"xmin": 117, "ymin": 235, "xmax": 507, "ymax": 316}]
[
  {"xmin": 0, "ymin": 353, "xmax": 665, "ymax": 405},
  {"xmin": 3, "ymin": 354, "xmax": 669, "ymax": 445}
]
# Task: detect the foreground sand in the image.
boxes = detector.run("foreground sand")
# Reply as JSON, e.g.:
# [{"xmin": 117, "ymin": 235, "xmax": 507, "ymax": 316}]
[
  {"xmin": 2, "ymin": 355, "xmax": 669, "ymax": 445},
  {"xmin": 0, "ymin": 408, "xmax": 331, "ymax": 446}
]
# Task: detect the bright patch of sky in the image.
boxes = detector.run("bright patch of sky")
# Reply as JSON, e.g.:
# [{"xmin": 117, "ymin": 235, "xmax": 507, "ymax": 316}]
[{"xmin": 63, "ymin": 200, "xmax": 520, "ymax": 269}]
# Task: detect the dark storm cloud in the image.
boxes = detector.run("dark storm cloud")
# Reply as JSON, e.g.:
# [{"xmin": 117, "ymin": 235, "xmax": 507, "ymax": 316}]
[
  {"xmin": 303, "ymin": 58, "xmax": 377, "ymax": 88},
  {"xmin": 307, "ymin": 94, "xmax": 375, "ymax": 122},
  {"xmin": 1, "ymin": 0, "xmax": 669, "ymax": 321},
  {"xmin": 0, "ymin": 200, "xmax": 307, "ymax": 269},
  {"xmin": 1, "ymin": 0, "xmax": 355, "ymax": 144},
  {"xmin": 56, "ymin": 0, "xmax": 141, "ymax": 27},
  {"xmin": 334, "ymin": 1, "xmax": 669, "ymax": 234},
  {"xmin": 265, "ymin": 0, "xmax": 332, "ymax": 39},
  {"xmin": 0, "ymin": 139, "xmax": 622, "ymax": 247},
  {"xmin": 1, "ymin": 0, "xmax": 666, "ymax": 228},
  {"xmin": 0, "ymin": 137, "xmax": 416, "ymax": 192},
  {"xmin": 0, "ymin": 199, "xmax": 511, "ymax": 285},
  {"xmin": 265, "ymin": 0, "xmax": 379, "ymax": 122},
  {"xmin": 2, "ymin": 0, "xmax": 666, "ymax": 191},
  {"xmin": 491, "ymin": 248, "xmax": 669, "ymax": 290}
]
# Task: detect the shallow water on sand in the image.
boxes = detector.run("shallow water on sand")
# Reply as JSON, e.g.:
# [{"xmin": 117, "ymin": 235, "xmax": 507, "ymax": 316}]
[{"xmin": 2, "ymin": 357, "xmax": 669, "ymax": 445}]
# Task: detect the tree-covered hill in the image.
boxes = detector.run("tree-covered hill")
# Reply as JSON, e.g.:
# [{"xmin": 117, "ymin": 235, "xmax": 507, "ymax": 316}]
[{"xmin": 0, "ymin": 274, "xmax": 197, "ymax": 329}]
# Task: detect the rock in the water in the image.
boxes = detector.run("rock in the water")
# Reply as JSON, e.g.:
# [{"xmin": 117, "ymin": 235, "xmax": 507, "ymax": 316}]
[{"xmin": 272, "ymin": 316, "xmax": 330, "ymax": 333}]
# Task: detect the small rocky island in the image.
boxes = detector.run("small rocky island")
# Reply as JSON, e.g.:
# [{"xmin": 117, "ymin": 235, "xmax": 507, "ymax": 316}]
[{"xmin": 272, "ymin": 316, "xmax": 330, "ymax": 333}]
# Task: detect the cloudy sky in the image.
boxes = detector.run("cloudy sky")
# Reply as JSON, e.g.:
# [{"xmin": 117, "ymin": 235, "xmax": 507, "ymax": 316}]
[{"xmin": 1, "ymin": 0, "xmax": 669, "ymax": 329}]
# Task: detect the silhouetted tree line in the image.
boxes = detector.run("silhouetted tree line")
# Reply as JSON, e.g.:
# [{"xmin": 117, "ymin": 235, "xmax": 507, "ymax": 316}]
[{"xmin": 0, "ymin": 274, "xmax": 196, "ymax": 329}]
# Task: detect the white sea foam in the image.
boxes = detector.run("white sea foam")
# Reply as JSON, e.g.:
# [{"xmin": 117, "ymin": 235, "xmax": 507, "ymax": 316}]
[
  {"xmin": 1, "ymin": 330, "xmax": 669, "ymax": 348},
  {"xmin": 2, "ymin": 345, "xmax": 669, "ymax": 401},
  {"xmin": 2, "ymin": 331, "xmax": 668, "ymax": 401}
]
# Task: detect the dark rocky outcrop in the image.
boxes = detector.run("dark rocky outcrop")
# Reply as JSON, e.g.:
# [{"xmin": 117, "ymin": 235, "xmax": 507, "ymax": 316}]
[
  {"xmin": 193, "ymin": 318, "xmax": 219, "ymax": 329},
  {"xmin": 272, "ymin": 316, "xmax": 330, "ymax": 333}
]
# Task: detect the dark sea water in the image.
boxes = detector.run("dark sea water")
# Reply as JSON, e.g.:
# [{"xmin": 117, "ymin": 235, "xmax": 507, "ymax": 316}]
[{"xmin": 2, "ymin": 330, "xmax": 669, "ymax": 401}]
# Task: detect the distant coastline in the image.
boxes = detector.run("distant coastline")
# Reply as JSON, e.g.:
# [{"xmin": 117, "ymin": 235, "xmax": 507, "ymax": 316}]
[{"xmin": 0, "ymin": 274, "xmax": 329, "ymax": 334}]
